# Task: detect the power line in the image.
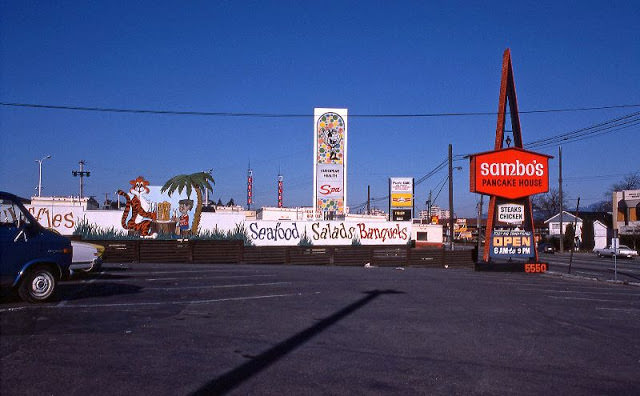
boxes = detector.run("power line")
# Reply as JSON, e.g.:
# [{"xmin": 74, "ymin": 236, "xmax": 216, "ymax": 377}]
[
  {"xmin": 526, "ymin": 111, "xmax": 640, "ymax": 149},
  {"xmin": 2, "ymin": 101, "xmax": 640, "ymax": 118},
  {"xmin": 350, "ymin": 157, "xmax": 451, "ymax": 211}
]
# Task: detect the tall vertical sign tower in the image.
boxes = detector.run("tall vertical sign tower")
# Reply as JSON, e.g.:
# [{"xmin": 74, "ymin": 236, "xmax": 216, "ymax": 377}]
[
  {"xmin": 247, "ymin": 167, "xmax": 253, "ymax": 210},
  {"xmin": 277, "ymin": 174, "xmax": 284, "ymax": 208},
  {"xmin": 469, "ymin": 49, "xmax": 552, "ymax": 270},
  {"xmin": 313, "ymin": 108, "xmax": 348, "ymax": 219}
]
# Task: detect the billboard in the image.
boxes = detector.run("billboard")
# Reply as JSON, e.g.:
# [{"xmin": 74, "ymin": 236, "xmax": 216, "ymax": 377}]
[
  {"xmin": 390, "ymin": 177, "xmax": 414, "ymax": 208},
  {"xmin": 314, "ymin": 108, "xmax": 347, "ymax": 217},
  {"xmin": 470, "ymin": 148, "xmax": 551, "ymax": 199}
]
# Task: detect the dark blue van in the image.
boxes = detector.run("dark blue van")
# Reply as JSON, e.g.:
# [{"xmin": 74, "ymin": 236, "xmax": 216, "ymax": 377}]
[{"xmin": 0, "ymin": 191, "xmax": 72, "ymax": 302}]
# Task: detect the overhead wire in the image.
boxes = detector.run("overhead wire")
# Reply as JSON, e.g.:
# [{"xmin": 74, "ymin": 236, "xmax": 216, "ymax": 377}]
[
  {"xmin": 2, "ymin": 101, "xmax": 640, "ymax": 118},
  {"xmin": 526, "ymin": 111, "xmax": 640, "ymax": 149}
]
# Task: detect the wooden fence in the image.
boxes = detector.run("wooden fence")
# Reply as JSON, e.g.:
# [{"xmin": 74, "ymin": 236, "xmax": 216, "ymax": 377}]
[{"xmin": 77, "ymin": 239, "xmax": 474, "ymax": 268}]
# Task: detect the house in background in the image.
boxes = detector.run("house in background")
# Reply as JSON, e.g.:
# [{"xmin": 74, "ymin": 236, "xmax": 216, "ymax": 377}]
[
  {"xmin": 593, "ymin": 220, "xmax": 609, "ymax": 250},
  {"xmin": 545, "ymin": 211, "xmax": 613, "ymax": 250},
  {"xmin": 578, "ymin": 212, "xmax": 612, "ymax": 250},
  {"xmin": 545, "ymin": 211, "xmax": 583, "ymax": 242}
]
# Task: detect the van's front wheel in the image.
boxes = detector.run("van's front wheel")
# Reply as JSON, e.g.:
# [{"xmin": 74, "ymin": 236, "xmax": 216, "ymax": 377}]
[{"xmin": 18, "ymin": 266, "xmax": 57, "ymax": 303}]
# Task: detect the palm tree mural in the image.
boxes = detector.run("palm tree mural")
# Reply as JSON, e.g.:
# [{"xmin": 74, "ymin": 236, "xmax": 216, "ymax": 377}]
[{"xmin": 161, "ymin": 171, "xmax": 215, "ymax": 234}]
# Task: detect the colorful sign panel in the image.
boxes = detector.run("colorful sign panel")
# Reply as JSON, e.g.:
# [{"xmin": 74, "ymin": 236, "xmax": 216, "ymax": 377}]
[
  {"xmin": 497, "ymin": 203, "xmax": 524, "ymax": 224},
  {"xmin": 277, "ymin": 175, "xmax": 283, "ymax": 208},
  {"xmin": 314, "ymin": 108, "xmax": 347, "ymax": 216},
  {"xmin": 469, "ymin": 148, "xmax": 551, "ymax": 199},
  {"xmin": 489, "ymin": 229, "xmax": 533, "ymax": 258},
  {"xmin": 390, "ymin": 177, "xmax": 414, "ymax": 208},
  {"xmin": 247, "ymin": 169, "xmax": 253, "ymax": 207}
]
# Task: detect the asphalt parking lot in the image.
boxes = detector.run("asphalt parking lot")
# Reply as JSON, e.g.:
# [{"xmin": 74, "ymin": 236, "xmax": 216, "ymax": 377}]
[{"xmin": 2, "ymin": 263, "xmax": 640, "ymax": 395}]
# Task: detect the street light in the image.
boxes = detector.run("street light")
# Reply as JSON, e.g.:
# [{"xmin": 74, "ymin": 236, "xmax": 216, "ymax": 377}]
[{"xmin": 35, "ymin": 155, "xmax": 52, "ymax": 197}]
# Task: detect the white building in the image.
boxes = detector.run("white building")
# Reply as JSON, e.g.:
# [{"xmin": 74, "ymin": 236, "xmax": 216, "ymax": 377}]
[
  {"xmin": 256, "ymin": 206, "xmax": 317, "ymax": 221},
  {"xmin": 544, "ymin": 211, "xmax": 583, "ymax": 243},
  {"xmin": 419, "ymin": 205, "xmax": 450, "ymax": 220},
  {"xmin": 593, "ymin": 220, "xmax": 609, "ymax": 250},
  {"xmin": 30, "ymin": 195, "xmax": 99, "ymax": 210}
]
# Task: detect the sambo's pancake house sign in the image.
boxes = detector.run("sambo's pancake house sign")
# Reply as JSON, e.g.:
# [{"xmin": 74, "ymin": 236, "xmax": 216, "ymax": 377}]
[{"xmin": 469, "ymin": 147, "xmax": 551, "ymax": 199}]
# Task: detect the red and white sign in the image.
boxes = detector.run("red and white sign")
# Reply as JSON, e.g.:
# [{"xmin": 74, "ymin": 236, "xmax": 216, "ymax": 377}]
[
  {"xmin": 316, "ymin": 163, "xmax": 343, "ymax": 199},
  {"xmin": 469, "ymin": 148, "xmax": 551, "ymax": 199}
]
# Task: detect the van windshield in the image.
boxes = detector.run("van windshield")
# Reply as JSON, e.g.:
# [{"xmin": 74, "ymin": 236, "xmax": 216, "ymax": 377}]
[{"xmin": 0, "ymin": 198, "xmax": 32, "ymax": 228}]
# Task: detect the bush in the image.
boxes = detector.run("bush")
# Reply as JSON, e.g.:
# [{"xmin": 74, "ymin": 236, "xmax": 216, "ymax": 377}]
[{"xmin": 298, "ymin": 231, "xmax": 313, "ymax": 247}]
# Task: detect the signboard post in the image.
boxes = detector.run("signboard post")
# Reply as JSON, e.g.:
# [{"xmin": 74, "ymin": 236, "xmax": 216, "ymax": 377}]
[{"xmin": 468, "ymin": 49, "xmax": 553, "ymax": 271}]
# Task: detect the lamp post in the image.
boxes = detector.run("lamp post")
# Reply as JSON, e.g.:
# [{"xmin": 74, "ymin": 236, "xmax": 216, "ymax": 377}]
[{"xmin": 35, "ymin": 155, "xmax": 52, "ymax": 197}]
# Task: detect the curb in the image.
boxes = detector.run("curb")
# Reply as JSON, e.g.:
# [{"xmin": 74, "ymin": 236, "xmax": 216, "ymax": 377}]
[{"xmin": 545, "ymin": 270, "xmax": 640, "ymax": 287}]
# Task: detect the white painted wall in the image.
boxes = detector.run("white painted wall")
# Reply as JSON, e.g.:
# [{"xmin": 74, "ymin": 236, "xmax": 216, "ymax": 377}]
[
  {"xmin": 593, "ymin": 220, "xmax": 608, "ymax": 250},
  {"xmin": 25, "ymin": 203, "xmax": 434, "ymax": 246}
]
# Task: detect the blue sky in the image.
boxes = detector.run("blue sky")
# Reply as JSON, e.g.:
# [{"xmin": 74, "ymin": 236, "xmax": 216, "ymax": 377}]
[{"xmin": 1, "ymin": 1, "xmax": 639, "ymax": 217}]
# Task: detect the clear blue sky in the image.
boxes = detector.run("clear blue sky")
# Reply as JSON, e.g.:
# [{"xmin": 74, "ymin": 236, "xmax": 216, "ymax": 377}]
[{"xmin": 1, "ymin": 1, "xmax": 639, "ymax": 217}]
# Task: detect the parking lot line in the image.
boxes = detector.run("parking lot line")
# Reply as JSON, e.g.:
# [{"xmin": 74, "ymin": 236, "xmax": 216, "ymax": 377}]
[
  {"xmin": 122, "ymin": 268, "xmax": 268, "ymax": 275},
  {"xmin": 144, "ymin": 274, "xmax": 277, "ymax": 281},
  {"xmin": 0, "ymin": 292, "xmax": 306, "ymax": 312},
  {"xmin": 144, "ymin": 281, "xmax": 291, "ymax": 291},
  {"xmin": 518, "ymin": 288, "xmax": 640, "ymax": 296},
  {"xmin": 546, "ymin": 295, "xmax": 639, "ymax": 303}
]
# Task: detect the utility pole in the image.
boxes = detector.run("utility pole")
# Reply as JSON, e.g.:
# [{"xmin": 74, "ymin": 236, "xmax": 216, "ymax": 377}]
[
  {"xmin": 448, "ymin": 144, "xmax": 454, "ymax": 250},
  {"xmin": 427, "ymin": 190, "xmax": 432, "ymax": 220},
  {"xmin": 35, "ymin": 155, "xmax": 52, "ymax": 197},
  {"xmin": 558, "ymin": 146, "xmax": 564, "ymax": 253},
  {"xmin": 568, "ymin": 197, "xmax": 580, "ymax": 274},
  {"xmin": 367, "ymin": 185, "xmax": 371, "ymax": 215},
  {"xmin": 72, "ymin": 160, "xmax": 90, "ymax": 198}
]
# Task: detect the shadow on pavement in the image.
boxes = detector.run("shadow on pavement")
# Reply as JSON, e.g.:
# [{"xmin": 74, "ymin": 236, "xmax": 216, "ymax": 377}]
[{"xmin": 190, "ymin": 289, "xmax": 405, "ymax": 396}]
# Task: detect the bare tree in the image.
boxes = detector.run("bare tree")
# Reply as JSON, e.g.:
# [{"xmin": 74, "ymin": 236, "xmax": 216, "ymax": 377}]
[
  {"xmin": 592, "ymin": 173, "xmax": 640, "ymax": 213},
  {"xmin": 614, "ymin": 173, "xmax": 640, "ymax": 191},
  {"xmin": 532, "ymin": 188, "xmax": 568, "ymax": 220},
  {"xmin": 606, "ymin": 173, "xmax": 640, "ymax": 197},
  {"xmin": 588, "ymin": 200, "xmax": 612, "ymax": 212}
]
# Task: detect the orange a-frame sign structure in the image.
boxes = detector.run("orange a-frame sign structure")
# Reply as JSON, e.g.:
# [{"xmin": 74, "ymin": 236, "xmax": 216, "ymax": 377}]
[{"xmin": 470, "ymin": 49, "xmax": 553, "ymax": 265}]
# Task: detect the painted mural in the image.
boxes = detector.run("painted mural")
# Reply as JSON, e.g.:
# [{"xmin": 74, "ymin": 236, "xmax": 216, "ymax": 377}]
[
  {"xmin": 24, "ymin": 201, "xmax": 442, "ymax": 246},
  {"xmin": 110, "ymin": 172, "xmax": 214, "ymax": 237},
  {"xmin": 317, "ymin": 112, "xmax": 345, "ymax": 164},
  {"xmin": 117, "ymin": 176, "xmax": 157, "ymax": 236}
]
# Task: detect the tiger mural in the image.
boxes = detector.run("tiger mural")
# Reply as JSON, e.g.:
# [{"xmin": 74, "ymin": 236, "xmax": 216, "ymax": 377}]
[{"xmin": 117, "ymin": 176, "xmax": 156, "ymax": 236}]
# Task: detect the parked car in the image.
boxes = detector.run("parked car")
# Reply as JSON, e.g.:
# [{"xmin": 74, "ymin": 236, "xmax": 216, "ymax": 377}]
[
  {"xmin": 594, "ymin": 245, "xmax": 638, "ymax": 259},
  {"xmin": 537, "ymin": 243, "xmax": 555, "ymax": 254},
  {"xmin": 70, "ymin": 241, "xmax": 104, "ymax": 273},
  {"xmin": 0, "ymin": 191, "xmax": 73, "ymax": 302}
]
